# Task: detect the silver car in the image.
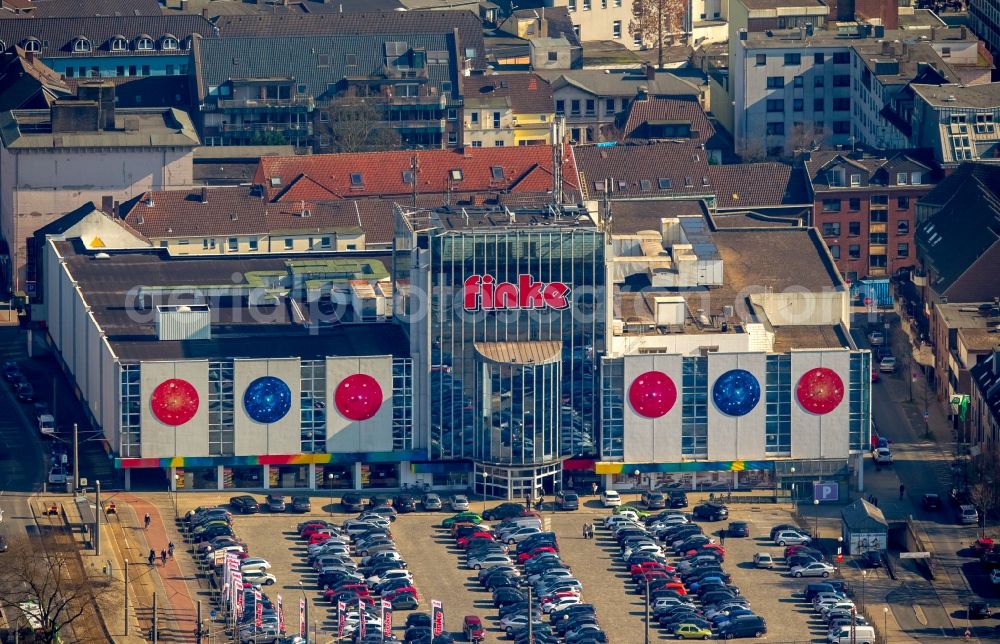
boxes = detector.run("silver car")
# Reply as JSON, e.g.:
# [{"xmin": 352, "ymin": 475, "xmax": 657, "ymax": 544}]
[
  {"xmin": 467, "ymin": 553, "xmax": 512, "ymax": 570},
  {"xmin": 791, "ymin": 561, "xmax": 836, "ymax": 578},
  {"xmin": 450, "ymin": 494, "xmax": 470, "ymax": 511},
  {"xmin": 422, "ymin": 493, "xmax": 443, "ymax": 511}
]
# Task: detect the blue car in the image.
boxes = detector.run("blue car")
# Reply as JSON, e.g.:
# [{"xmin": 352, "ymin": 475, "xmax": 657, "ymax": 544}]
[
  {"xmin": 688, "ymin": 576, "xmax": 724, "ymax": 592},
  {"xmin": 711, "ymin": 608, "xmax": 754, "ymax": 627}
]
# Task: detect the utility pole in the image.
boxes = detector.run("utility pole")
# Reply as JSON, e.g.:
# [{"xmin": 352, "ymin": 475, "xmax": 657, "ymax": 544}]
[
  {"xmin": 152, "ymin": 592, "xmax": 158, "ymax": 644},
  {"xmin": 124, "ymin": 559, "xmax": 129, "ymax": 636},
  {"xmin": 527, "ymin": 585, "xmax": 532, "ymax": 644},
  {"xmin": 644, "ymin": 577, "xmax": 650, "ymax": 644},
  {"xmin": 95, "ymin": 479, "xmax": 101, "ymax": 556},
  {"xmin": 197, "ymin": 600, "xmax": 202, "ymax": 644},
  {"xmin": 72, "ymin": 423, "xmax": 79, "ymax": 492}
]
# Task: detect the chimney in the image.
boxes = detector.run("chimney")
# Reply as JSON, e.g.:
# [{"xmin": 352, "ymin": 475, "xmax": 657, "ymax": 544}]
[
  {"xmin": 24, "ymin": 50, "xmax": 34, "ymax": 65},
  {"xmin": 51, "ymin": 100, "xmax": 100, "ymax": 133},
  {"xmin": 76, "ymin": 80, "xmax": 116, "ymax": 130},
  {"xmin": 101, "ymin": 195, "xmax": 114, "ymax": 213},
  {"xmin": 636, "ymin": 84, "xmax": 649, "ymax": 101},
  {"xmin": 645, "ymin": 64, "xmax": 656, "ymax": 81},
  {"xmin": 200, "ymin": 187, "xmax": 209, "ymax": 203}
]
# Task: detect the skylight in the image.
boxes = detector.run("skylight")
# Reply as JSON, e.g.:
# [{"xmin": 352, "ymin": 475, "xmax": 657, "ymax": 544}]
[
  {"xmin": 350, "ymin": 173, "xmax": 364, "ymax": 187},
  {"xmin": 658, "ymin": 178, "xmax": 671, "ymax": 190},
  {"xmin": 491, "ymin": 166, "xmax": 504, "ymax": 180},
  {"xmin": 450, "ymin": 169, "xmax": 463, "ymax": 181}
]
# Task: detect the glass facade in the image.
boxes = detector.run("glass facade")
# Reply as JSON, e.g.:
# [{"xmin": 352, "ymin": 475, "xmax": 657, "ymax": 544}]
[
  {"xmin": 300, "ymin": 360, "xmax": 327, "ymax": 453},
  {"xmin": 392, "ymin": 357, "xmax": 414, "ymax": 451},
  {"xmin": 474, "ymin": 345, "xmax": 561, "ymax": 465},
  {"xmin": 119, "ymin": 364, "xmax": 141, "ymax": 457},
  {"xmin": 681, "ymin": 356, "xmax": 709, "ymax": 457},
  {"xmin": 849, "ymin": 351, "xmax": 872, "ymax": 451},
  {"xmin": 765, "ymin": 355, "xmax": 792, "ymax": 455},
  {"xmin": 600, "ymin": 357, "xmax": 624, "ymax": 459},
  {"xmin": 417, "ymin": 226, "xmax": 606, "ymax": 462},
  {"xmin": 208, "ymin": 360, "xmax": 235, "ymax": 456}
]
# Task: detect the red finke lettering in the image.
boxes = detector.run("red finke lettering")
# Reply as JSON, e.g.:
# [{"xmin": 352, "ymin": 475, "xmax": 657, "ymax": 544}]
[{"xmin": 463, "ymin": 274, "xmax": 570, "ymax": 311}]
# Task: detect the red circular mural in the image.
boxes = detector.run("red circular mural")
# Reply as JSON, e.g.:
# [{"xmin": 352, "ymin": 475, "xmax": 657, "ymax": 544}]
[
  {"xmin": 796, "ymin": 367, "xmax": 845, "ymax": 415},
  {"xmin": 335, "ymin": 374, "xmax": 384, "ymax": 421},
  {"xmin": 628, "ymin": 370, "xmax": 678, "ymax": 418},
  {"xmin": 150, "ymin": 378, "xmax": 199, "ymax": 426}
]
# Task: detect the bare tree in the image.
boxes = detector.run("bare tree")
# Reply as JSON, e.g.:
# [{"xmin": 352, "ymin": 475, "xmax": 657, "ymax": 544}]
[
  {"xmin": 629, "ymin": 0, "xmax": 687, "ymax": 69},
  {"xmin": 967, "ymin": 447, "xmax": 1000, "ymax": 538},
  {"xmin": 0, "ymin": 538, "xmax": 103, "ymax": 643},
  {"xmin": 787, "ymin": 122, "xmax": 819, "ymax": 157},
  {"xmin": 740, "ymin": 136, "xmax": 769, "ymax": 163},
  {"xmin": 317, "ymin": 99, "xmax": 401, "ymax": 153}
]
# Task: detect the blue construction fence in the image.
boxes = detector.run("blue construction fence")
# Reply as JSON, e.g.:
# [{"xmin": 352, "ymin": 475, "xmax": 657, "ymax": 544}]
[{"xmin": 850, "ymin": 278, "xmax": 893, "ymax": 307}]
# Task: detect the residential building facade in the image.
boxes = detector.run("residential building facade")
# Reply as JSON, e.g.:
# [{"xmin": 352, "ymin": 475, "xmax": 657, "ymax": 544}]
[
  {"xmin": 556, "ymin": 0, "xmax": 636, "ymax": 48},
  {"xmin": 970, "ymin": 0, "xmax": 1000, "ymax": 66},
  {"xmin": 462, "ymin": 74, "xmax": 555, "ymax": 148},
  {"xmin": 805, "ymin": 151, "xmax": 933, "ymax": 282},
  {"xmin": 908, "ymin": 83, "xmax": 1000, "ymax": 167}
]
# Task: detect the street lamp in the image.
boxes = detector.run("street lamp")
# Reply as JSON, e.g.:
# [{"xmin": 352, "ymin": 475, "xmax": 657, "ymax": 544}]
[
  {"xmin": 861, "ymin": 569, "xmax": 867, "ymax": 612},
  {"xmin": 172, "ymin": 473, "xmax": 180, "ymax": 518},
  {"xmin": 643, "ymin": 576, "xmax": 651, "ymax": 644},
  {"xmin": 328, "ymin": 473, "xmax": 335, "ymax": 517},
  {"xmin": 813, "ymin": 498, "xmax": 820, "ymax": 538},
  {"xmin": 633, "ymin": 469, "xmax": 641, "ymax": 506},
  {"xmin": 480, "ymin": 470, "xmax": 490, "ymax": 515},
  {"xmin": 883, "ymin": 606, "xmax": 888, "ymax": 639},
  {"xmin": 789, "ymin": 467, "xmax": 796, "ymax": 501}
]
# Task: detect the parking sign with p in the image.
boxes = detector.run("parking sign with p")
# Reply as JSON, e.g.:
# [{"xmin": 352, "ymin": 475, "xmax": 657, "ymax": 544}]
[{"xmin": 813, "ymin": 481, "xmax": 839, "ymax": 502}]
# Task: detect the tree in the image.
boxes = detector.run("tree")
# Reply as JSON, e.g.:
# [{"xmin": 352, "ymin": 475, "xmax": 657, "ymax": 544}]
[
  {"xmin": 318, "ymin": 99, "xmax": 401, "ymax": 153},
  {"xmin": 967, "ymin": 447, "xmax": 1000, "ymax": 538},
  {"xmin": 629, "ymin": 0, "xmax": 686, "ymax": 69},
  {"xmin": 0, "ymin": 537, "xmax": 106, "ymax": 643},
  {"xmin": 740, "ymin": 137, "xmax": 769, "ymax": 163},
  {"xmin": 787, "ymin": 123, "xmax": 819, "ymax": 157}
]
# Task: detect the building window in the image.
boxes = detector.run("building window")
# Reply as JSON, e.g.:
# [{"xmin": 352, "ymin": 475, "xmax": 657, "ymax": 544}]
[
  {"xmin": 822, "ymin": 222, "xmax": 841, "ymax": 236},
  {"xmin": 23, "ymin": 38, "xmax": 41, "ymax": 53},
  {"xmin": 248, "ymin": 239, "xmax": 258, "ymax": 251},
  {"xmin": 570, "ymin": 99, "xmax": 580, "ymax": 116},
  {"xmin": 897, "ymin": 196, "xmax": 910, "ymax": 210},
  {"xmin": 848, "ymin": 244, "xmax": 861, "ymax": 259},
  {"xmin": 793, "ymin": 98, "xmax": 803, "ymax": 111},
  {"xmin": 833, "ymin": 97, "xmax": 850, "ymax": 111},
  {"xmin": 941, "ymin": 46, "xmax": 951, "ymax": 58},
  {"xmin": 203, "ymin": 238, "xmax": 216, "ymax": 250},
  {"xmin": 833, "ymin": 51, "xmax": 850, "ymax": 64},
  {"xmin": 897, "ymin": 220, "xmax": 909, "ymax": 235},
  {"xmin": 161, "ymin": 36, "xmax": 178, "ymax": 50},
  {"xmin": 585, "ymin": 99, "xmax": 595, "ymax": 116},
  {"xmin": 393, "ymin": 358, "xmax": 414, "ymax": 451},
  {"xmin": 870, "ymin": 254, "xmax": 887, "ymax": 268},
  {"xmin": 833, "ymin": 121, "xmax": 851, "ymax": 134},
  {"xmin": 870, "ymin": 232, "xmax": 887, "ymax": 245},
  {"xmin": 208, "ymin": 361, "xmax": 235, "ymax": 456},
  {"xmin": 870, "ymin": 210, "xmax": 888, "ymax": 223},
  {"xmin": 110, "ymin": 37, "xmax": 127, "ymax": 51},
  {"xmin": 766, "ymin": 76, "xmax": 785, "ymax": 89},
  {"xmin": 73, "ymin": 37, "xmax": 92, "ymax": 52},
  {"xmin": 784, "ymin": 53, "xmax": 801, "ymax": 65},
  {"xmin": 822, "ymin": 199, "xmax": 841, "ymax": 213},
  {"xmin": 300, "ymin": 360, "xmax": 327, "ymax": 453},
  {"xmin": 765, "ymin": 355, "xmax": 791, "ymax": 455},
  {"xmin": 351, "ymin": 173, "xmax": 364, "ymax": 187},
  {"xmin": 911, "ymin": 171, "xmax": 922, "ymax": 185},
  {"xmin": 447, "ymin": 131, "xmax": 458, "ymax": 144},
  {"xmin": 612, "ymin": 21, "xmax": 622, "ymax": 38},
  {"xmin": 849, "ymin": 221, "xmax": 860, "ymax": 235},
  {"xmin": 548, "ymin": 51, "xmax": 558, "ymax": 62},
  {"xmin": 814, "ymin": 98, "xmax": 825, "ymax": 111},
  {"xmin": 583, "ymin": 0, "xmax": 590, "ymax": 9},
  {"xmin": 614, "ymin": 0, "xmax": 621, "ymax": 5},
  {"xmin": 119, "ymin": 364, "xmax": 141, "ymax": 458},
  {"xmin": 320, "ymin": 237, "xmax": 332, "ymax": 249},
  {"xmin": 814, "ymin": 52, "xmax": 825, "ymax": 64},
  {"xmin": 605, "ymin": 98, "xmax": 615, "ymax": 114},
  {"xmin": 227, "ymin": 238, "xmax": 238, "ymax": 251},
  {"xmin": 136, "ymin": 36, "xmax": 153, "ymax": 51},
  {"xmin": 814, "ymin": 76, "xmax": 825, "ymax": 88},
  {"xmin": 681, "ymin": 357, "xmax": 708, "ymax": 458},
  {"xmin": 829, "ymin": 245, "xmax": 840, "ymax": 259},
  {"xmin": 848, "ymin": 352, "xmax": 871, "ymax": 451},
  {"xmin": 447, "ymin": 108, "xmax": 457, "ymax": 120},
  {"xmin": 555, "ymin": 100, "xmax": 565, "ymax": 115},
  {"xmin": 849, "ymin": 198, "xmax": 861, "ymax": 211},
  {"xmin": 850, "ymin": 173, "xmax": 861, "ymax": 186},
  {"xmin": 601, "ymin": 358, "xmax": 624, "ymax": 459},
  {"xmin": 767, "ymin": 99, "xmax": 784, "ymax": 112},
  {"xmin": 284, "ymin": 238, "xmax": 294, "ymax": 250},
  {"xmin": 756, "ymin": 54, "xmax": 767, "ymax": 66},
  {"xmin": 658, "ymin": 177, "xmax": 672, "ymax": 189},
  {"xmin": 471, "ymin": 140, "xmax": 482, "ymax": 147},
  {"xmin": 870, "ymin": 194, "xmax": 888, "ymax": 206},
  {"xmin": 766, "ymin": 122, "xmax": 784, "ymax": 135},
  {"xmin": 793, "ymin": 75, "xmax": 804, "ymax": 88},
  {"xmin": 833, "ymin": 75, "xmax": 850, "ymax": 87},
  {"xmin": 495, "ymin": 140, "xmax": 504, "ymax": 146},
  {"xmin": 319, "ymin": 111, "xmax": 330, "ymax": 122}
]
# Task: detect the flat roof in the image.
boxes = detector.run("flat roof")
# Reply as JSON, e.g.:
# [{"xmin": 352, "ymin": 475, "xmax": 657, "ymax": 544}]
[
  {"xmin": 605, "ymin": 199, "xmax": 709, "ymax": 234},
  {"xmin": 401, "ymin": 204, "xmax": 597, "ymax": 232},
  {"xmin": 772, "ymin": 325, "xmax": 852, "ymax": 351},
  {"xmin": 52, "ymin": 240, "xmax": 407, "ymax": 363},
  {"xmin": 937, "ymin": 302, "xmax": 1000, "ymax": 329},
  {"xmin": 0, "ymin": 107, "xmax": 199, "ymax": 149},
  {"xmin": 958, "ymin": 328, "xmax": 1000, "ymax": 353},
  {"xmin": 910, "ymin": 83, "xmax": 1000, "ymax": 109}
]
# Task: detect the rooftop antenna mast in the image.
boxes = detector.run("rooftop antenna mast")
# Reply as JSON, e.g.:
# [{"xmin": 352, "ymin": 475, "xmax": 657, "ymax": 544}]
[
  {"xmin": 604, "ymin": 177, "xmax": 613, "ymax": 242},
  {"xmin": 410, "ymin": 154, "xmax": 420, "ymax": 207},
  {"xmin": 551, "ymin": 117, "xmax": 564, "ymax": 206}
]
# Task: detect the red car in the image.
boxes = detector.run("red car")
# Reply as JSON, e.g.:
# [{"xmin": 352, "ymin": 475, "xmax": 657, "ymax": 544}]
[
  {"xmin": 300, "ymin": 522, "xmax": 334, "ymax": 538},
  {"xmin": 784, "ymin": 544, "xmax": 814, "ymax": 558},
  {"xmin": 323, "ymin": 584, "xmax": 370, "ymax": 601},
  {"xmin": 686, "ymin": 544, "xmax": 726, "ymax": 559},
  {"xmin": 540, "ymin": 589, "xmax": 581, "ymax": 603},
  {"xmin": 518, "ymin": 546, "xmax": 556, "ymax": 564},
  {"xmin": 457, "ymin": 533, "xmax": 495, "ymax": 548},
  {"xmin": 630, "ymin": 561, "xmax": 669, "ymax": 577},
  {"xmin": 973, "ymin": 538, "xmax": 995, "ymax": 556},
  {"xmin": 309, "ymin": 531, "xmax": 337, "ymax": 545},
  {"xmin": 463, "ymin": 615, "xmax": 485, "ymax": 642},
  {"xmin": 383, "ymin": 586, "xmax": 419, "ymax": 602}
]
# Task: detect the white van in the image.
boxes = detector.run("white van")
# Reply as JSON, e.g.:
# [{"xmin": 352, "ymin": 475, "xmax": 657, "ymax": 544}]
[{"xmin": 833, "ymin": 625, "xmax": 875, "ymax": 644}]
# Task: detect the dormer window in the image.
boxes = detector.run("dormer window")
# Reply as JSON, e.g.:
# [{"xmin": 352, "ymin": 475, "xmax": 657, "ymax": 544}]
[
  {"xmin": 135, "ymin": 35, "xmax": 154, "ymax": 51},
  {"xmin": 23, "ymin": 38, "xmax": 41, "ymax": 53},
  {"xmin": 896, "ymin": 172, "xmax": 907, "ymax": 185},
  {"xmin": 350, "ymin": 173, "xmax": 364, "ymax": 187},
  {"xmin": 850, "ymin": 173, "xmax": 861, "ymax": 186},
  {"xmin": 73, "ymin": 36, "xmax": 92, "ymax": 53},
  {"xmin": 110, "ymin": 36, "xmax": 127, "ymax": 52},
  {"xmin": 161, "ymin": 35, "xmax": 178, "ymax": 50}
]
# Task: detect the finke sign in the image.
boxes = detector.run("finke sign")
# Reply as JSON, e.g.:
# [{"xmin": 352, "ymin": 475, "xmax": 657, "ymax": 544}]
[{"xmin": 463, "ymin": 274, "xmax": 570, "ymax": 311}]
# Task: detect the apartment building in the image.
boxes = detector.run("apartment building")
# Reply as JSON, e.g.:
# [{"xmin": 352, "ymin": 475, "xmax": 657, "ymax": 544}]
[
  {"xmin": 725, "ymin": 23, "xmax": 979, "ymax": 156},
  {"xmin": 462, "ymin": 74, "xmax": 555, "ymax": 147},
  {"xmin": 908, "ymin": 83, "xmax": 1000, "ymax": 167},
  {"xmin": 970, "ymin": 0, "xmax": 1000, "ymax": 65},
  {"xmin": 804, "ymin": 150, "xmax": 934, "ymax": 282}
]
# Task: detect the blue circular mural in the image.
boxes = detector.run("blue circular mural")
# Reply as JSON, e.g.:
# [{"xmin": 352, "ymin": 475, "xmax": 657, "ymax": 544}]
[
  {"xmin": 712, "ymin": 369, "xmax": 761, "ymax": 416},
  {"xmin": 243, "ymin": 376, "xmax": 292, "ymax": 423}
]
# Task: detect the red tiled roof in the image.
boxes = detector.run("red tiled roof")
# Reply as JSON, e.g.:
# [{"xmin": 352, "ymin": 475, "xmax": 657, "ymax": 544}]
[
  {"xmin": 254, "ymin": 146, "xmax": 580, "ymax": 203},
  {"xmin": 462, "ymin": 73, "xmax": 554, "ymax": 114},
  {"xmin": 707, "ymin": 162, "xmax": 811, "ymax": 209},
  {"xmin": 620, "ymin": 96, "xmax": 715, "ymax": 145}
]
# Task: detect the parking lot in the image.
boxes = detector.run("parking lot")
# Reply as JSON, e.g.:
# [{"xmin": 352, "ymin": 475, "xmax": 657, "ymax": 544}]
[{"xmin": 200, "ymin": 494, "xmax": 840, "ymax": 642}]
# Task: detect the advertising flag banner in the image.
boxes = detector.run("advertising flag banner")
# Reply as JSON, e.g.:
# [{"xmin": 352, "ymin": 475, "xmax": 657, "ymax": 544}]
[
  {"xmin": 277, "ymin": 594, "xmax": 284, "ymax": 633},
  {"xmin": 359, "ymin": 598, "xmax": 367, "ymax": 638},
  {"xmin": 432, "ymin": 599, "xmax": 444, "ymax": 636},
  {"xmin": 299, "ymin": 598, "xmax": 306, "ymax": 638},
  {"xmin": 254, "ymin": 589, "xmax": 263, "ymax": 628},
  {"xmin": 337, "ymin": 601, "xmax": 346, "ymax": 637},
  {"xmin": 381, "ymin": 600, "xmax": 392, "ymax": 639}
]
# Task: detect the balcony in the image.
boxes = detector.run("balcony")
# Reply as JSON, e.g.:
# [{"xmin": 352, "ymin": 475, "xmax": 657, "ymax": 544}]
[
  {"xmin": 221, "ymin": 122, "xmax": 313, "ymax": 134},
  {"xmin": 869, "ymin": 244, "xmax": 887, "ymax": 255},
  {"xmin": 382, "ymin": 65, "xmax": 430, "ymax": 80},
  {"xmin": 869, "ymin": 223, "xmax": 887, "ymax": 234},
  {"xmin": 216, "ymin": 96, "xmax": 315, "ymax": 111}
]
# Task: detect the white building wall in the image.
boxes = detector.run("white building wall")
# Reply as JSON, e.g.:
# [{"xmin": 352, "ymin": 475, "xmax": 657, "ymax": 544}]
[
  {"xmin": 622, "ymin": 353, "xmax": 684, "ymax": 462},
  {"xmin": 706, "ymin": 352, "xmax": 768, "ymax": 461},
  {"xmin": 325, "ymin": 356, "xmax": 394, "ymax": 453},
  {"xmin": 790, "ymin": 349, "xmax": 852, "ymax": 459},
  {"xmin": 233, "ymin": 358, "xmax": 302, "ymax": 456},
  {"xmin": 139, "ymin": 360, "xmax": 210, "ymax": 457},
  {"xmin": 608, "ymin": 330, "xmax": 753, "ymax": 357},
  {"xmin": 100, "ymin": 338, "xmax": 118, "ymax": 448}
]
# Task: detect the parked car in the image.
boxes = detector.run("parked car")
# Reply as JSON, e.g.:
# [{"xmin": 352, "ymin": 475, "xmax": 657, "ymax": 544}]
[
  {"xmin": 667, "ymin": 491, "xmax": 689, "ymax": 508},
  {"xmin": 872, "ymin": 447, "xmax": 893, "ymax": 464},
  {"xmin": 462, "ymin": 615, "xmax": 485, "ymax": 642},
  {"xmin": 859, "ymin": 551, "xmax": 882, "ymax": 569},
  {"xmin": 265, "ymin": 494, "xmax": 286, "ymax": 513},
  {"xmin": 879, "ymin": 356, "xmax": 897, "ymax": 373},
  {"xmin": 341, "ymin": 492, "xmax": 365, "ymax": 513},
  {"xmin": 229, "ymin": 496, "xmax": 260, "ymax": 514},
  {"xmin": 774, "ymin": 530, "xmax": 812, "ymax": 546},
  {"xmin": 867, "ymin": 331, "xmax": 884, "ymax": 346},
  {"xmin": 969, "ymin": 601, "xmax": 992, "ymax": 619},
  {"xmin": 556, "ymin": 492, "xmax": 580, "ymax": 511},
  {"xmin": 450, "ymin": 495, "xmax": 470, "ymax": 512},
  {"xmin": 290, "ymin": 496, "xmax": 311, "ymax": 513},
  {"xmin": 483, "ymin": 502, "xmax": 527, "ymax": 521},
  {"xmin": 727, "ymin": 521, "xmax": 750, "ymax": 538},
  {"xmin": 15, "ymin": 381, "xmax": 35, "ymax": 402},
  {"xmin": 641, "ymin": 491, "xmax": 666, "ymax": 510},
  {"xmin": 791, "ymin": 562, "xmax": 836, "ymax": 578},
  {"xmin": 692, "ymin": 503, "xmax": 728, "ymax": 521},
  {"xmin": 395, "ymin": 495, "xmax": 417, "ymax": 513},
  {"xmin": 718, "ymin": 615, "xmax": 767, "ymax": 639},
  {"xmin": 959, "ymin": 505, "xmax": 980, "ymax": 525},
  {"xmin": 921, "ymin": 494, "xmax": 942, "ymax": 511},
  {"xmin": 422, "ymin": 493, "xmax": 443, "ymax": 511},
  {"xmin": 600, "ymin": 490, "xmax": 622, "ymax": 507},
  {"xmin": 752, "ymin": 553, "xmax": 774, "ymax": 569}
]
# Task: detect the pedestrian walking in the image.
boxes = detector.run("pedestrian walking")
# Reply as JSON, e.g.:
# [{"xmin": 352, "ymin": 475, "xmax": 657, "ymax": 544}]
[
  {"xmin": 591, "ymin": 482, "xmax": 598, "ymax": 496},
  {"xmin": 588, "ymin": 523, "xmax": 594, "ymax": 539},
  {"xmin": 168, "ymin": 541, "xmax": 175, "ymax": 558},
  {"xmin": 899, "ymin": 484, "xmax": 905, "ymax": 499},
  {"xmin": 144, "ymin": 512, "xmax": 151, "ymax": 529},
  {"xmin": 720, "ymin": 531, "xmax": 726, "ymax": 546},
  {"xmin": 148, "ymin": 549, "xmax": 155, "ymax": 566},
  {"xmin": 524, "ymin": 494, "xmax": 531, "ymax": 510},
  {"xmin": 582, "ymin": 523, "xmax": 588, "ymax": 539}
]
